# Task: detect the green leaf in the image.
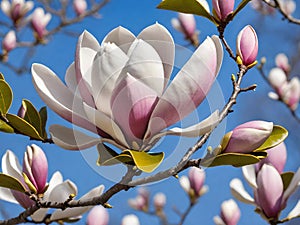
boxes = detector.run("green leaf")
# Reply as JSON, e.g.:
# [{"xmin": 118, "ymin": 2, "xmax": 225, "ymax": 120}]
[
  {"xmin": 204, "ymin": 152, "xmax": 262, "ymax": 167},
  {"xmin": 124, "ymin": 150, "xmax": 164, "ymax": 173},
  {"xmin": 157, "ymin": 0, "xmax": 216, "ymax": 23},
  {"xmin": 281, "ymin": 172, "xmax": 294, "ymax": 191},
  {"xmin": 0, "ymin": 80, "xmax": 13, "ymax": 115},
  {"xmin": 0, "ymin": 173, "xmax": 27, "ymax": 193},
  {"xmin": 22, "ymin": 99, "xmax": 43, "ymax": 135},
  {"xmin": 39, "ymin": 106, "xmax": 48, "ymax": 139},
  {"xmin": 254, "ymin": 125, "xmax": 288, "ymax": 152},
  {"xmin": 5, "ymin": 114, "xmax": 43, "ymax": 140},
  {"xmin": 0, "ymin": 120, "xmax": 14, "ymax": 133},
  {"xmin": 232, "ymin": 0, "xmax": 251, "ymax": 18},
  {"xmin": 0, "ymin": 73, "xmax": 4, "ymax": 80}
]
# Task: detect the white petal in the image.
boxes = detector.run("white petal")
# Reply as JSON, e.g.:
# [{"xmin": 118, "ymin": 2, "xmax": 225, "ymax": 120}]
[
  {"xmin": 213, "ymin": 216, "xmax": 226, "ymax": 225},
  {"xmin": 242, "ymin": 165, "xmax": 257, "ymax": 188},
  {"xmin": 0, "ymin": 187, "xmax": 18, "ymax": 204},
  {"xmin": 49, "ymin": 125, "xmax": 101, "ymax": 150},
  {"xmin": 31, "ymin": 63, "xmax": 98, "ymax": 133},
  {"xmin": 44, "ymin": 171, "xmax": 63, "ymax": 200},
  {"xmin": 283, "ymin": 168, "xmax": 300, "ymax": 204},
  {"xmin": 48, "ymin": 180, "xmax": 78, "ymax": 203},
  {"xmin": 179, "ymin": 176, "xmax": 190, "ymax": 194},
  {"xmin": 50, "ymin": 185, "xmax": 104, "ymax": 221},
  {"xmin": 230, "ymin": 179, "xmax": 255, "ymax": 204},
  {"xmin": 1, "ymin": 0, "xmax": 11, "ymax": 17},
  {"xmin": 65, "ymin": 62, "xmax": 78, "ymax": 95},
  {"xmin": 268, "ymin": 92, "xmax": 279, "ymax": 100},
  {"xmin": 2, "ymin": 150, "xmax": 23, "ymax": 181},
  {"xmin": 124, "ymin": 39, "xmax": 165, "ymax": 95},
  {"xmin": 78, "ymin": 30, "xmax": 100, "ymax": 51},
  {"xmin": 287, "ymin": 200, "xmax": 300, "ymax": 219},
  {"xmin": 171, "ymin": 18, "xmax": 183, "ymax": 32},
  {"xmin": 102, "ymin": 26, "xmax": 136, "ymax": 53},
  {"xmin": 268, "ymin": 68, "xmax": 287, "ymax": 89},
  {"xmin": 137, "ymin": 23, "xmax": 175, "ymax": 87},
  {"xmin": 83, "ymin": 103, "xmax": 129, "ymax": 149},
  {"xmin": 91, "ymin": 42, "xmax": 129, "ymax": 116}
]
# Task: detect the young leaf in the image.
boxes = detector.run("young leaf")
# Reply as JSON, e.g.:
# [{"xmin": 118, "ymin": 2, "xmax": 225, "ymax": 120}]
[
  {"xmin": 0, "ymin": 73, "xmax": 4, "ymax": 80},
  {"xmin": 0, "ymin": 120, "xmax": 14, "ymax": 133},
  {"xmin": 157, "ymin": 0, "xmax": 215, "ymax": 23},
  {"xmin": 22, "ymin": 99, "xmax": 43, "ymax": 135},
  {"xmin": 39, "ymin": 106, "xmax": 48, "ymax": 139},
  {"xmin": 97, "ymin": 143, "xmax": 120, "ymax": 165},
  {"xmin": 0, "ymin": 173, "xmax": 27, "ymax": 193},
  {"xmin": 203, "ymin": 153, "xmax": 261, "ymax": 167},
  {"xmin": 5, "ymin": 114, "xmax": 43, "ymax": 140},
  {"xmin": 0, "ymin": 80, "xmax": 13, "ymax": 115},
  {"xmin": 232, "ymin": 0, "xmax": 251, "ymax": 18},
  {"xmin": 124, "ymin": 150, "xmax": 164, "ymax": 173},
  {"xmin": 254, "ymin": 125, "xmax": 288, "ymax": 152},
  {"xmin": 281, "ymin": 172, "xmax": 294, "ymax": 191}
]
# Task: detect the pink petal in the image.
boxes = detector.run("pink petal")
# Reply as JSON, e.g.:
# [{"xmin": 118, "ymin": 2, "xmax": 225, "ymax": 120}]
[{"xmin": 86, "ymin": 206, "xmax": 109, "ymax": 225}]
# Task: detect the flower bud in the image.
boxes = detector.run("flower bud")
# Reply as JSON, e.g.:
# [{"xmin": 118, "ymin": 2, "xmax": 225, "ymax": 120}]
[
  {"xmin": 256, "ymin": 164, "xmax": 283, "ymax": 218},
  {"xmin": 31, "ymin": 7, "xmax": 51, "ymax": 40},
  {"xmin": 220, "ymin": 199, "xmax": 241, "ymax": 225},
  {"xmin": 222, "ymin": 121, "xmax": 273, "ymax": 153},
  {"xmin": 153, "ymin": 192, "xmax": 166, "ymax": 212},
  {"xmin": 128, "ymin": 195, "xmax": 147, "ymax": 211},
  {"xmin": 189, "ymin": 167, "xmax": 205, "ymax": 196},
  {"xmin": 256, "ymin": 142, "xmax": 287, "ymax": 174},
  {"xmin": 22, "ymin": 144, "xmax": 48, "ymax": 194},
  {"xmin": 2, "ymin": 30, "xmax": 16, "ymax": 53},
  {"xmin": 236, "ymin": 25, "xmax": 258, "ymax": 66},
  {"xmin": 73, "ymin": 0, "xmax": 87, "ymax": 16},
  {"xmin": 278, "ymin": 0, "xmax": 296, "ymax": 15},
  {"xmin": 282, "ymin": 77, "xmax": 300, "ymax": 111},
  {"xmin": 212, "ymin": 0, "xmax": 235, "ymax": 21},
  {"xmin": 121, "ymin": 214, "xmax": 140, "ymax": 225},
  {"xmin": 275, "ymin": 53, "xmax": 290, "ymax": 74},
  {"xmin": 268, "ymin": 68, "xmax": 287, "ymax": 95},
  {"xmin": 86, "ymin": 206, "xmax": 109, "ymax": 225}
]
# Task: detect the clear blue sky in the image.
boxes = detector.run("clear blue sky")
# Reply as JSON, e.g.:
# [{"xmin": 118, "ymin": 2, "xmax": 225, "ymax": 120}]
[{"xmin": 0, "ymin": 0, "xmax": 300, "ymax": 224}]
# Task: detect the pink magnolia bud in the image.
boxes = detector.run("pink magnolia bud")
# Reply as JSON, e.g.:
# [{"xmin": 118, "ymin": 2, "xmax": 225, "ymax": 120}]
[
  {"xmin": 17, "ymin": 104, "xmax": 26, "ymax": 118},
  {"xmin": 31, "ymin": 7, "xmax": 51, "ymax": 39},
  {"xmin": 212, "ymin": 0, "xmax": 235, "ymax": 21},
  {"xmin": 283, "ymin": 77, "xmax": 300, "ymax": 111},
  {"xmin": 189, "ymin": 167, "xmax": 206, "ymax": 196},
  {"xmin": 153, "ymin": 192, "xmax": 166, "ymax": 211},
  {"xmin": 22, "ymin": 144, "xmax": 48, "ymax": 194},
  {"xmin": 268, "ymin": 68, "xmax": 287, "ymax": 95},
  {"xmin": 2, "ymin": 30, "xmax": 16, "ymax": 53},
  {"xmin": 128, "ymin": 195, "xmax": 147, "ymax": 211},
  {"xmin": 86, "ymin": 206, "xmax": 109, "ymax": 225},
  {"xmin": 121, "ymin": 214, "xmax": 140, "ymax": 225},
  {"xmin": 73, "ymin": 0, "xmax": 87, "ymax": 16},
  {"xmin": 236, "ymin": 25, "xmax": 258, "ymax": 66},
  {"xmin": 275, "ymin": 53, "xmax": 290, "ymax": 74},
  {"xmin": 256, "ymin": 142, "xmax": 287, "ymax": 174},
  {"xmin": 220, "ymin": 199, "xmax": 241, "ymax": 225},
  {"xmin": 256, "ymin": 164, "xmax": 283, "ymax": 218},
  {"xmin": 222, "ymin": 121, "xmax": 273, "ymax": 153}
]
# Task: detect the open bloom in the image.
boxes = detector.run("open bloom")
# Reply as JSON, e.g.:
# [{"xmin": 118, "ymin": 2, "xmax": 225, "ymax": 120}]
[
  {"xmin": 212, "ymin": 0, "xmax": 235, "ymax": 21},
  {"xmin": 171, "ymin": 13, "xmax": 199, "ymax": 46},
  {"xmin": 73, "ymin": 0, "xmax": 87, "ymax": 16},
  {"xmin": 230, "ymin": 163, "xmax": 300, "ymax": 221},
  {"xmin": 236, "ymin": 25, "xmax": 258, "ymax": 67},
  {"xmin": 2, "ymin": 30, "xmax": 17, "ymax": 54},
  {"xmin": 214, "ymin": 199, "xmax": 240, "ymax": 225},
  {"xmin": 180, "ymin": 167, "xmax": 208, "ymax": 202},
  {"xmin": 32, "ymin": 23, "xmax": 222, "ymax": 153},
  {"xmin": 0, "ymin": 148, "xmax": 104, "ymax": 223},
  {"xmin": 221, "ymin": 121, "xmax": 273, "ymax": 153},
  {"xmin": 31, "ymin": 7, "xmax": 51, "ymax": 39},
  {"xmin": 1, "ymin": 0, "xmax": 33, "ymax": 25},
  {"xmin": 86, "ymin": 206, "xmax": 109, "ymax": 225}
]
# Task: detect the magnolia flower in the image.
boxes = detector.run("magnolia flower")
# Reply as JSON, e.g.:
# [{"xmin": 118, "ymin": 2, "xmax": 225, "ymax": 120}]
[
  {"xmin": 214, "ymin": 199, "xmax": 240, "ymax": 225},
  {"xmin": 2, "ymin": 30, "xmax": 17, "ymax": 54},
  {"xmin": 73, "ymin": 0, "xmax": 87, "ymax": 16},
  {"xmin": 121, "ymin": 214, "xmax": 140, "ymax": 225},
  {"xmin": 221, "ymin": 121, "xmax": 273, "ymax": 154},
  {"xmin": 278, "ymin": 0, "xmax": 296, "ymax": 15},
  {"xmin": 179, "ymin": 167, "xmax": 208, "ymax": 203},
  {"xmin": 31, "ymin": 7, "xmax": 51, "ymax": 40},
  {"xmin": 256, "ymin": 142, "xmax": 287, "ymax": 173},
  {"xmin": 212, "ymin": 0, "xmax": 235, "ymax": 21},
  {"xmin": 86, "ymin": 206, "xmax": 109, "ymax": 225},
  {"xmin": 236, "ymin": 25, "xmax": 258, "ymax": 67},
  {"xmin": 1, "ymin": 0, "xmax": 33, "ymax": 25},
  {"xmin": 32, "ymin": 23, "xmax": 222, "ymax": 154},
  {"xmin": 275, "ymin": 53, "xmax": 290, "ymax": 74},
  {"xmin": 250, "ymin": 0, "xmax": 275, "ymax": 15},
  {"xmin": 230, "ymin": 164, "xmax": 300, "ymax": 221},
  {"xmin": 0, "ymin": 148, "xmax": 104, "ymax": 223},
  {"xmin": 171, "ymin": 13, "xmax": 199, "ymax": 46},
  {"xmin": 128, "ymin": 194, "xmax": 148, "ymax": 211},
  {"xmin": 153, "ymin": 192, "xmax": 166, "ymax": 212}
]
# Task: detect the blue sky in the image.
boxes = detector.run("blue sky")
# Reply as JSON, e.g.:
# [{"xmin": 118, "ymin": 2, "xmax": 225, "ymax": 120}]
[{"xmin": 0, "ymin": 0, "xmax": 300, "ymax": 224}]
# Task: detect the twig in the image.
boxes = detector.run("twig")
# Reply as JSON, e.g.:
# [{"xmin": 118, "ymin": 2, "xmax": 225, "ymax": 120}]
[{"xmin": 178, "ymin": 202, "xmax": 195, "ymax": 225}]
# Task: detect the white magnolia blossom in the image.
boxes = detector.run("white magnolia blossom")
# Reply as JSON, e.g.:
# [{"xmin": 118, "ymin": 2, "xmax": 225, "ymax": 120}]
[
  {"xmin": 1, "ymin": 0, "xmax": 33, "ymax": 24},
  {"xmin": 0, "ymin": 150, "xmax": 104, "ymax": 223},
  {"xmin": 32, "ymin": 23, "xmax": 223, "ymax": 152},
  {"xmin": 214, "ymin": 199, "xmax": 240, "ymax": 225}
]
